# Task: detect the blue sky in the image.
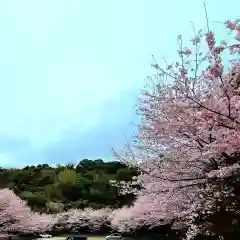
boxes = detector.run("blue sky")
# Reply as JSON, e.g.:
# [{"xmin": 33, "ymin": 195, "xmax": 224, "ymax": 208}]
[{"xmin": 0, "ymin": 0, "xmax": 238, "ymax": 168}]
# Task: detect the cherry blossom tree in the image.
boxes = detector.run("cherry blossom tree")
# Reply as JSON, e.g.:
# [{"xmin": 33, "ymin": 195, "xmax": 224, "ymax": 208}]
[
  {"xmin": 53, "ymin": 207, "xmax": 112, "ymax": 232},
  {"xmin": 0, "ymin": 188, "xmax": 54, "ymax": 235},
  {"xmin": 110, "ymin": 194, "xmax": 174, "ymax": 233},
  {"xmin": 111, "ymin": 12, "xmax": 240, "ymax": 239}
]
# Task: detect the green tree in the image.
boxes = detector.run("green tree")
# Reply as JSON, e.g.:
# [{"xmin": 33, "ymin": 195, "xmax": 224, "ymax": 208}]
[
  {"xmin": 58, "ymin": 168, "xmax": 76, "ymax": 184},
  {"xmin": 26, "ymin": 194, "xmax": 47, "ymax": 209}
]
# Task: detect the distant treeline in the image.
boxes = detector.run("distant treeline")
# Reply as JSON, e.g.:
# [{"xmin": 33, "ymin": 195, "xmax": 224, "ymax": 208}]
[{"xmin": 0, "ymin": 159, "xmax": 139, "ymax": 212}]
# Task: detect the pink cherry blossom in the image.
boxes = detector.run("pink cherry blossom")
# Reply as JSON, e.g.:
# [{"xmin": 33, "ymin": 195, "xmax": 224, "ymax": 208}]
[
  {"xmin": 53, "ymin": 207, "xmax": 112, "ymax": 231},
  {"xmin": 111, "ymin": 17, "xmax": 240, "ymax": 239},
  {"xmin": 0, "ymin": 188, "xmax": 54, "ymax": 234}
]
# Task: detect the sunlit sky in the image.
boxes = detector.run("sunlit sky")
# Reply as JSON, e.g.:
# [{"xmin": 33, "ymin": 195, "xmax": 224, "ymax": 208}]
[{"xmin": 0, "ymin": 0, "xmax": 239, "ymax": 168}]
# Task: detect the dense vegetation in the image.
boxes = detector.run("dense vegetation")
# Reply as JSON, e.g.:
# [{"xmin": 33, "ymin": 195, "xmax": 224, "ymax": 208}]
[{"xmin": 0, "ymin": 159, "xmax": 139, "ymax": 213}]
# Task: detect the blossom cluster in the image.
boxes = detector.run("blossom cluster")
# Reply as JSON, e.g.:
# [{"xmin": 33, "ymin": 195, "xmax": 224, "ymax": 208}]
[
  {"xmin": 111, "ymin": 17, "xmax": 240, "ymax": 239},
  {"xmin": 0, "ymin": 188, "xmax": 54, "ymax": 234}
]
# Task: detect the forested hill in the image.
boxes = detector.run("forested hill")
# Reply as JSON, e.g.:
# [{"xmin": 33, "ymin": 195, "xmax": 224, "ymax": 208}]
[{"xmin": 0, "ymin": 159, "xmax": 139, "ymax": 213}]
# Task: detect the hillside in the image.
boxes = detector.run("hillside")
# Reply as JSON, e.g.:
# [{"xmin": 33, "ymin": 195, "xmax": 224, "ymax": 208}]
[{"xmin": 0, "ymin": 159, "xmax": 139, "ymax": 213}]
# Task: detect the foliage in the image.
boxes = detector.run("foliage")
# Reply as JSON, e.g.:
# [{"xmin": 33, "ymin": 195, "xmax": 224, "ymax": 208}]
[{"xmin": 1, "ymin": 159, "xmax": 139, "ymax": 213}]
